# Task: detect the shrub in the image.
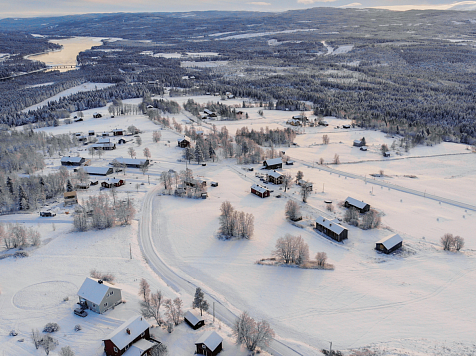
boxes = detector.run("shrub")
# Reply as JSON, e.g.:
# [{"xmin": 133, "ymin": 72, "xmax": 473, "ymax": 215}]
[
  {"xmin": 285, "ymin": 200, "xmax": 301, "ymax": 221},
  {"xmin": 74, "ymin": 325, "xmax": 81, "ymax": 332},
  {"xmin": 315, "ymin": 252, "xmax": 328, "ymax": 267},
  {"xmin": 90, "ymin": 269, "xmax": 115, "ymax": 282},
  {"xmin": 13, "ymin": 251, "xmax": 29, "ymax": 258},
  {"xmin": 440, "ymin": 233, "xmax": 454, "ymax": 251},
  {"xmin": 43, "ymin": 323, "xmax": 60, "ymax": 333}
]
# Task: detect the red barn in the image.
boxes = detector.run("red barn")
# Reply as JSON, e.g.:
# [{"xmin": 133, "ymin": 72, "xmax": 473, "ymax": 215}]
[
  {"xmin": 251, "ymin": 184, "xmax": 270, "ymax": 198},
  {"xmin": 101, "ymin": 178, "xmax": 125, "ymax": 188}
]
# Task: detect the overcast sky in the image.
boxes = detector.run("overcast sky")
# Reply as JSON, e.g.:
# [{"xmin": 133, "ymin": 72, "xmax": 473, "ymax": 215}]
[{"xmin": 2, "ymin": 0, "xmax": 476, "ymax": 18}]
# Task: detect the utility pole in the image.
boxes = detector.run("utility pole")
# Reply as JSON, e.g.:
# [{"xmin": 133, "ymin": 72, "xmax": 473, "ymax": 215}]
[
  {"xmin": 148, "ymin": 174, "xmax": 150, "ymax": 185},
  {"xmin": 130, "ymin": 243, "xmax": 132, "ymax": 259},
  {"xmin": 329, "ymin": 341, "xmax": 332, "ymax": 355},
  {"xmin": 322, "ymin": 183, "xmax": 325, "ymax": 193},
  {"xmin": 213, "ymin": 302, "xmax": 215, "ymax": 323}
]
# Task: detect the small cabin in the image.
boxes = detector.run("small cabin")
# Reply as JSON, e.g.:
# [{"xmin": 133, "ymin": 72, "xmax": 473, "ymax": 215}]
[
  {"xmin": 184, "ymin": 310, "xmax": 205, "ymax": 330},
  {"xmin": 195, "ymin": 331, "xmax": 223, "ymax": 356},
  {"xmin": 89, "ymin": 130, "xmax": 95, "ymax": 136},
  {"xmin": 267, "ymin": 171, "xmax": 284, "ymax": 185},
  {"xmin": 64, "ymin": 191, "xmax": 78, "ymax": 206},
  {"xmin": 344, "ymin": 197, "xmax": 370, "ymax": 213},
  {"xmin": 204, "ymin": 109, "xmax": 217, "ymax": 118},
  {"xmin": 177, "ymin": 136, "xmax": 191, "ymax": 148},
  {"xmin": 376, "ymin": 234, "xmax": 403, "ymax": 254},
  {"xmin": 112, "ymin": 129, "xmax": 124, "ymax": 136},
  {"xmin": 262, "ymin": 158, "xmax": 282, "ymax": 170},
  {"xmin": 93, "ymin": 113, "xmax": 102, "ymax": 118},
  {"xmin": 315, "ymin": 216, "xmax": 348, "ymax": 242},
  {"xmin": 383, "ymin": 151, "xmax": 391, "ymax": 157},
  {"xmin": 77, "ymin": 278, "xmax": 122, "ymax": 314},
  {"xmin": 61, "ymin": 156, "xmax": 86, "ymax": 167},
  {"xmin": 251, "ymin": 184, "xmax": 270, "ymax": 198},
  {"xmin": 101, "ymin": 178, "xmax": 125, "ymax": 188},
  {"xmin": 353, "ymin": 140, "xmax": 364, "ymax": 147},
  {"xmin": 184, "ymin": 178, "xmax": 207, "ymax": 189}
]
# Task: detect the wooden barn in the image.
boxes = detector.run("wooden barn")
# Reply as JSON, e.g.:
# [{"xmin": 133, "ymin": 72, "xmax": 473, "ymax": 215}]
[
  {"xmin": 267, "ymin": 170, "xmax": 284, "ymax": 185},
  {"xmin": 184, "ymin": 178, "xmax": 207, "ymax": 189},
  {"xmin": 101, "ymin": 178, "xmax": 125, "ymax": 188},
  {"xmin": 110, "ymin": 157, "xmax": 150, "ymax": 168},
  {"xmin": 204, "ymin": 109, "xmax": 217, "ymax": 118},
  {"xmin": 77, "ymin": 278, "xmax": 122, "ymax": 314},
  {"xmin": 61, "ymin": 156, "xmax": 86, "ymax": 166},
  {"xmin": 177, "ymin": 136, "xmax": 191, "ymax": 148},
  {"xmin": 262, "ymin": 158, "xmax": 282, "ymax": 170},
  {"xmin": 112, "ymin": 129, "xmax": 125, "ymax": 136},
  {"xmin": 315, "ymin": 216, "xmax": 348, "ymax": 242},
  {"xmin": 376, "ymin": 234, "xmax": 403, "ymax": 254},
  {"xmin": 251, "ymin": 184, "xmax": 270, "ymax": 198},
  {"xmin": 103, "ymin": 315, "xmax": 160, "ymax": 356},
  {"xmin": 344, "ymin": 197, "xmax": 370, "ymax": 213},
  {"xmin": 195, "ymin": 331, "xmax": 223, "ymax": 356},
  {"xmin": 81, "ymin": 166, "xmax": 113, "ymax": 176},
  {"xmin": 184, "ymin": 310, "xmax": 205, "ymax": 330}
]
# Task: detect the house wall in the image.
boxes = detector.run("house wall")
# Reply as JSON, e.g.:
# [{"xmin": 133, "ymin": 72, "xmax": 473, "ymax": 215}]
[{"xmin": 98, "ymin": 287, "xmax": 122, "ymax": 313}]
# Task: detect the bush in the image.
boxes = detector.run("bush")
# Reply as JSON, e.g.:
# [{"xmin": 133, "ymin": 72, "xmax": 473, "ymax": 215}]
[
  {"xmin": 74, "ymin": 325, "xmax": 81, "ymax": 332},
  {"xmin": 90, "ymin": 269, "xmax": 115, "ymax": 282},
  {"xmin": 13, "ymin": 251, "xmax": 29, "ymax": 258},
  {"xmin": 344, "ymin": 207, "xmax": 359, "ymax": 226},
  {"xmin": 361, "ymin": 209, "xmax": 381, "ymax": 230},
  {"xmin": 440, "ymin": 233, "xmax": 465, "ymax": 252},
  {"xmin": 43, "ymin": 323, "xmax": 60, "ymax": 333},
  {"xmin": 315, "ymin": 252, "xmax": 328, "ymax": 267},
  {"xmin": 285, "ymin": 200, "xmax": 301, "ymax": 221}
]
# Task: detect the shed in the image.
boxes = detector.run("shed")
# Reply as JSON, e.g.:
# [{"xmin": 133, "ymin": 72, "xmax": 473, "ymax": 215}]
[
  {"xmin": 61, "ymin": 156, "xmax": 86, "ymax": 166},
  {"xmin": 112, "ymin": 129, "xmax": 124, "ymax": 136},
  {"xmin": 103, "ymin": 315, "xmax": 158, "ymax": 356},
  {"xmin": 177, "ymin": 136, "xmax": 191, "ymax": 148},
  {"xmin": 251, "ymin": 184, "xmax": 270, "ymax": 198},
  {"xmin": 344, "ymin": 197, "xmax": 370, "ymax": 213},
  {"xmin": 195, "ymin": 331, "xmax": 223, "ymax": 356},
  {"xmin": 267, "ymin": 170, "xmax": 284, "ymax": 185},
  {"xmin": 92, "ymin": 142, "xmax": 116, "ymax": 150},
  {"xmin": 263, "ymin": 158, "xmax": 282, "ymax": 170},
  {"xmin": 89, "ymin": 130, "xmax": 95, "ymax": 136},
  {"xmin": 64, "ymin": 191, "xmax": 78, "ymax": 206},
  {"xmin": 184, "ymin": 310, "xmax": 205, "ymax": 330},
  {"xmin": 376, "ymin": 234, "xmax": 403, "ymax": 254},
  {"xmin": 342, "ymin": 124, "xmax": 351, "ymax": 129},
  {"xmin": 315, "ymin": 216, "xmax": 348, "ymax": 242},
  {"xmin": 77, "ymin": 278, "xmax": 122, "ymax": 314},
  {"xmin": 204, "ymin": 109, "xmax": 217, "ymax": 117},
  {"xmin": 118, "ymin": 138, "xmax": 127, "ymax": 145},
  {"xmin": 383, "ymin": 151, "xmax": 391, "ymax": 157},
  {"xmin": 353, "ymin": 140, "xmax": 364, "ymax": 147},
  {"xmin": 101, "ymin": 178, "xmax": 125, "ymax": 188}
]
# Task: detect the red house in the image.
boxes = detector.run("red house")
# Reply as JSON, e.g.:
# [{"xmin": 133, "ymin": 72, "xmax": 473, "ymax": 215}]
[
  {"xmin": 251, "ymin": 184, "xmax": 270, "ymax": 198},
  {"xmin": 195, "ymin": 330, "xmax": 223, "ymax": 356},
  {"xmin": 101, "ymin": 178, "xmax": 125, "ymax": 188},
  {"xmin": 103, "ymin": 315, "xmax": 159, "ymax": 356}
]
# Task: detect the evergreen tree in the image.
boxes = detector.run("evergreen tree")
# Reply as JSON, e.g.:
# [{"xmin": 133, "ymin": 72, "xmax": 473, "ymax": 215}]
[
  {"xmin": 209, "ymin": 143, "xmax": 216, "ymax": 162},
  {"xmin": 7, "ymin": 176, "xmax": 14, "ymax": 195},
  {"xmin": 194, "ymin": 145, "xmax": 204, "ymax": 165},
  {"xmin": 192, "ymin": 287, "xmax": 209, "ymax": 316},
  {"xmin": 184, "ymin": 146, "xmax": 193, "ymax": 164},
  {"xmin": 66, "ymin": 179, "xmax": 74, "ymax": 192},
  {"xmin": 19, "ymin": 185, "xmax": 29, "ymax": 210}
]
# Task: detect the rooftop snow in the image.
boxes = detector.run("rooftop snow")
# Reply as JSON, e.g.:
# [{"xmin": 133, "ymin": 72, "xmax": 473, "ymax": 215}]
[
  {"xmin": 110, "ymin": 157, "xmax": 148, "ymax": 165},
  {"xmin": 184, "ymin": 310, "xmax": 203, "ymax": 326},
  {"xmin": 104, "ymin": 315, "xmax": 151, "ymax": 350},
  {"xmin": 82, "ymin": 166, "xmax": 112, "ymax": 175},
  {"xmin": 264, "ymin": 157, "xmax": 282, "ymax": 166},
  {"xmin": 377, "ymin": 233, "xmax": 403, "ymax": 249},
  {"xmin": 195, "ymin": 330, "xmax": 223, "ymax": 351},
  {"xmin": 268, "ymin": 171, "xmax": 283, "ymax": 179},
  {"xmin": 77, "ymin": 277, "xmax": 115, "ymax": 305},
  {"xmin": 61, "ymin": 156, "xmax": 83, "ymax": 163},
  {"xmin": 124, "ymin": 339, "xmax": 156, "ymax": 356},
  {"xmin": 345, "ymin": 197, "xmax": 368, "ymax": 210},
  {"xmin": 316, "ymin": 216, "xmax": 347, "ymax": 235},
  {"xmin": 251, "ymin": 184, "xmax": 269, "ymax": 194}
]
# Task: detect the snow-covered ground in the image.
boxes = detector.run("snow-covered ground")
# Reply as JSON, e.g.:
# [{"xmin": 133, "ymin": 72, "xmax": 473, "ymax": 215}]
[{"xmin": 1, "ymin": 90, "xmax": 476, "ymax": 355}]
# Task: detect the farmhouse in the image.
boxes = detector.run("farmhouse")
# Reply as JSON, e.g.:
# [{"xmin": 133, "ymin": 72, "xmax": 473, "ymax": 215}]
[
  {"xmin": 101, "ymin": 178, "xmax": 125, "ymax": 188},
  {"xmin": 61, "ymin": 156, "xmax": 86, "ymax": 166},
  {"xmin": 77, "ymin": 278, "xmax": 122, "ymax": 314},
  {"xmin": 262, "ymin": 157, "xmax": 282, "ymax": 170},
  {"xmin": 195, "ymin": 330, "xmax": 223, "ymax": 356},
  {"xmin": 177, "ymin": 136, "xmax": 191, "ymax": 148},
  {"xmin": 184, "ymin": 310, "xmax": 205, "ymax": 330},
  {"xmin": 110, "ymin": 157, "xmax": 150, "ymax": 168},
  {"xmin": 251, "ymin": 184, "xmax": 270, "ymax": 198},
  {"xmin": 64, "ymin": 191, "xmax": 78, "ymax": 206},
  {"xmin": 81, "ymin": 166, "xmax": 113, "ymax": 176},
  {"xmin": 89, "ymin": 130, "xmax": 95, "ymax": 136},
  {"xmin": 112, "ymin": 129, "xmax": 125, "ymax": 136},
  {"xmin": 287, "ymin": 118, "xmax": 302, "ymax": 126},
  {"xmin": 315, "ymin": 216, "xmax": 348, "ymax": 242},
  {"xmin": 184, "ymin": 178, "xmax": 207, "ymax": 188},
  {"xmin": 267, "ymin": 170, "xmax": 284, "ymax": 185},
  {"xmin": 344, "ymin": 197, "xmax": 370, "ymax": 213},
  {"xmin": 103, "ymin": 315, "xmax": 159, "ymax": 356},
  {"xmin": 376, "ymin": 234, "xmax": 403, "ymax": 254},
  {"xmin": 92, "ymin": 142, "xmax": 116, "ymax": 150}
]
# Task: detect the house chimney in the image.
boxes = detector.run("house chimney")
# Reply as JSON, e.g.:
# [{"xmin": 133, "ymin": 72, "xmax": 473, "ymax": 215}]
[
  {"xmin": 126, "ymin": 328, "xmax": 130, "ymax": 334},
  {"xmin": 98, "ymin": 280, "xmax": 103, "ymax": 284}
]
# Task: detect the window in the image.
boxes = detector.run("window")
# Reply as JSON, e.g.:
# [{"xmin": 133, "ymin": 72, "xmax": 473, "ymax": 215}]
[
  {"xmin": 113, "ymin": 347, "xmax": 118, "ymax": 352},
  {"xmin": 125, "ymin": 345, "xmax": 129, "ymax": 350},
  {"xmin": 104, "ymin": 302, "xmax": 108, "ymax": 307},
  {"xmin": 141, "ymin": 332, "xmax": 145, "ymax": 337}
]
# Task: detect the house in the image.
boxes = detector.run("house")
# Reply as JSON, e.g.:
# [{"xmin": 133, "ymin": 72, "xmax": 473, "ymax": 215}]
[
  {"xmin": 101, "ymin": 178, "xmax": 125, "ymax": 188},
  {"xmin": 92, "ymin": 142, "xmax": 117, "ymax": 150},
  {"xmin": 98, "ymin": 137, "xmax": 111, "ymax": 144},
  {"xmin": 77, "ymin": 277, "xmax": 122, "ymax": 314},
  {"xmin": 76, "ymin": 182, "xmax": 90, "ymax": 190},
  {"xmin": 353, "ymin": 139, "xmax": 364, "ymax": 147},
  {"xmin": 383, "ymin": 151, "xmax": 391, "ymax": 157},
  {"xmin": 344, "ymin": 197, "xmax": 370, "ymax": 213},
  {"xmin": 103, "ymin": 315, "xmax": 160, "ymax": 356},
  {"xmin": 110, "ymin": 157, "xmax": 150, "ymax": 168},
  {"xmin": 267, "ymin": 170, "xmax": 284, "ymax": 185},
  {"xmin": 82, "ymin": 166, "xmax": 114, "ymax": 176},
  {"xmin": 64, "ymin": 191, "xmax": 78, "ymax": 206},
  {"xmin": 177, "ymin": 136, "xmax": 191, "ymax": 148},
  {"xmin": 93, "ymin": 113, "xmax": 102, "ymax": 118},
  {"xmin": 89, "ymin": 130, "xmax": 95, "ymax": 136},
  {"xmin": 184, "ymin": 178, "xmax": 207, "ymax": 188},
  {"xmin": 251, "ymin": 184, "xmax": 270, "ymax": 198},
  {"xmin": 342, "ymin": 124, "xmax": 351, "ymax": 129},
  {"xmin": 112, "ymin": 129, "xmax": 125, "ymax": 136},
  {"xmin": 195, "ymin": 331, "xmax": 223, "ymax": 356},
  {"xmin": 376, "ymin": 234, "xmax": 403, "ymax": 254},
  {"xmin": 203, "ymin": 109, "xmax": 217, "ymax": 118},
  {"xmin": 61, "ymin": 156, "xmax": 86, "ymax": 166},
  {"xmin": 184, "ymin": 310, "xmax": 205, "ymax": 330},
  {"xmin": 315, "ymin": 216, "xmax": 348, "ymax": 242},
  {"xmin": 262, "ymin": 158, "xmax": 282, "ymax": 170}
]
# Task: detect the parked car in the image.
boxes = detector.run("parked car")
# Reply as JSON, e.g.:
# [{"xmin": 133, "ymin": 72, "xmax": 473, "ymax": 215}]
[
  {"xmin": 39, "ymin": 212, "xmax": 56, "ymax": 217},
  {"xmin": 74, "ymin": 308, "xmax": 88, "ymax": 317}
]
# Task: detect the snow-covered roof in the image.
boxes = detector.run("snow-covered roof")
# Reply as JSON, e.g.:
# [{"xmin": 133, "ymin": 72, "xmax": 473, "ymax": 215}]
[
  {"xmin": 177, "ymin": 136, "xmax": 191, "ymax": 143},
  {"xmin": 195, "ymin": 330, "xmax": 223, "ymax": 351},
  {"xmin": 184, "ymin": 310, "xmax": 203, "ymax": 326},
  {"xmin": 251, "ymin": 184, "xmax": 269, "ymax": 194},
  {"xmin": 264, "ymin": 157, "xmax": 282, "ymax": 166},
  {"xmin": 89, "ymin": 130, "xmax": 95, "ymax": 133},
  {"xmin": 83, "ymin": 166, "xmax": 112, "ymax": 175},
  {"xmin": 104, "ymin": 315, "xmax": 151, "ymax": 350},
  {"xmin": 98, "ymin": 137, "xmax": 111, "ymax": 143},
  {"xmin": 111, "ymin": 157, "xmax": 148, "ymax": 166},
  {"xmin": 377, "ymin": 234, "xmax": 403, "ymax": 250},
  {"xmin": 204, "ymin": 109, "xmax": 214, "ymax": 115},
  {"xmin": 268, "ymin": 171, "xmax": 283, "ymax": 179},
  {"xmin": 92, "ymin": 143, "xmax": 115, "ymax": 148},
  {"xmin": 124, "ymin": 339, "xmax": 156, "ymax": 356},
  {"xmin": 354, "ymin": 139, "xmax": 362, "ymax": 144},
  {"xmin": 112, "ymin": 128, "xmax": 124, "ymax": 132},
  {"xmin": 61, "ymin": 156, "xmax": 83, "ymax": 163},
  {"xmin": 104, "ymin": 178, "xmax": 122, "ymax": 184},
  {"xmin": 345, "ymin": 197, "xmax": 368, "ymax": 210},
  {"xmin": 315, "ymin": 216, "xmax": 347, "ymax": 235},
  {"xmin": 77, "ymin": 277, "xmax": 115, "ymax": 305},
  {"xmin": 292, "ymin": 114, "xmax": 306, "ymax": 119}
]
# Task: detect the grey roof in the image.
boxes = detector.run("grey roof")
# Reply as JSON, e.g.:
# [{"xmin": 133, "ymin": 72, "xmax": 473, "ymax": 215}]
[
  {"xmin": 345, "ymin": 197, "xmax": 368, "ymax": 210},
  {"xmin": 377, "ymin": 234, "xmax": 403, "ymax": 249},
  {"xmin": 264, "ymin": 157, "xmax": 282, "ymax": 166},
  {"xmin": 184, "ymin": 310, "xmax": 203, "ymax": 326},
  {"xmin": 104, "ymin": 315, "xmax": 151, "ymax": 350},
  {"xmin": 195, "ymin": 331, "xmax": 223, "ymax": 351},
  {"xmin": 316, "ymin": 216, "xmax": 347, "ymax": 235},
  {"xmin": 83, "ymin": 166, "xmax": 112, "ymax": 175},
  {"xmin": 61, "ymin": 156, "xmax": 83, "ymax": 163},
  {"xmin": 77, "ymin": 277, "xmax": 115, "ymax": 305},
  {"xmin": 111, "ymin": 157, "xmax": 148, "ymax": 166}
]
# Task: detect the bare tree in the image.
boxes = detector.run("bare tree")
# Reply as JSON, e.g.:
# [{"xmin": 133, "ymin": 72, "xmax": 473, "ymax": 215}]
[
  {"xmin": 454, "ymin": 235, "xmax": 465, "ymax": 251},
  {"xmin": 128, "ymin": 147, "xmax": 136, "ymax": 158},
  {"xmin": 315, "ymin": 252, "xmax": 328, "ymax": 267},
  {"xmin": 136, "ymin": 136, "xmax": 142, "ymax": 146},
  {"xmin": 285, "ymin": 200, "xmax": 301, "ymax": 221},
  {"xmin": 164, "ymin": 297, "xmax": 183, "ymax": 326},
  {"xmin": 282, "ymin": 173, "xmax": 293, "ymax": 192},
  {"xmin": 361, "ymin": 209, "xmax": 381, "ymax": 230},
  {"xmin": 233, "ymin": 311, "xmax": 275, "ymax": 352},
  {"xmin": 273, "ymin": 234, "xmax": 309, "ymax": 265},
  {"xmin": 322, "ymin": 134, "xmax": 330, "ymax": 145},
  {"xmin": 41, "ymin": 335, "xmax": 57, "ymax": 355},
  {"xmin": 296, "ymin": 170, "xmax": 304, "ymax": 183},
  {"xmin": 319, "ymin": 157, "xmax": 324, "ymax": 165},
  {"xmin": 153, "ymin": 131, "xmax": 162, "ymax": 143},
  {"xmin": 333, "ymin": 153, "xmax": 340, "ymax": 164},
  {"xmin": 115, "ymin": 198, "xmax": 136, "ymax": 225},
  {"xmin": 31, "ymin": 329, "xmax": 41, "ymax": 349},
  {"xmin": 59, "ymin": 346, "xmax": 75, "ymax": 356},
  {"xmin": 141, "ymin": 290, "xmax": 164, "ymax": 325},
  {"xmin": 139, "ymin": 278, "xmax": 151, "ymax": 302},
  {"xmin": 344, "ymin": 207, "xmax": 360, "ymax": 226},
  {"xmin": 143, "ymin": 147, "xmax": 151, "ymax": 159},
  {"xmin": 440, "ymin": 233, "xmax": 454, "ymax": 251},
  {"xmin": 300, "ymin": 182, "xmax": 312, "ymax": 203}
]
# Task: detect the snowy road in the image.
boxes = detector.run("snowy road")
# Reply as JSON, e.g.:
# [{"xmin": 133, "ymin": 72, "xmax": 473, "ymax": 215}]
[
  {"xmin": 291, "ymin": 157, "xmax": 476, "ymax": 212},
  {"xmin": 138, "ymin": 185, "xmax": 305, "ymax": 356}
]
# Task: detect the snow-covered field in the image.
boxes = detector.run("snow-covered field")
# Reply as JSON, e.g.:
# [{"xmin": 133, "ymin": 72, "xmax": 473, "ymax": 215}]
[{"xmin": 1, "ymin": 90, "xmax": 476, "ymax": 356}]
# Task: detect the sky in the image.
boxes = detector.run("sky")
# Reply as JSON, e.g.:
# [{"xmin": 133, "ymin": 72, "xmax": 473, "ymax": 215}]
[{"xmin": 1, "ymin": 0, "xmax": 476, "ymax": 18}]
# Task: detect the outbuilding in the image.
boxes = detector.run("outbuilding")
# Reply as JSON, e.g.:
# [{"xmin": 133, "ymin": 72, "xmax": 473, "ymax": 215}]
[
  {"xmin": 262, "ymin": 158, "xmax": 282, "ymax": 170},
  {"xmin": 376, "ymin": 234, "xmax": 403, "ymax": 254},
  {"xmin": 64, "ymin": 191, "xmax": 78, "ymax": 206},
  {"xmin": 251, "ymin": 184, "xmax": 270, "ymax": 198},
  {"xmin": 110, "ymin": 157, "xmax": 150, "ymax": 168},
  {"xmin": 81, "ymin": 166, "xmax": 114, "ymax": 176},
  {"xmin": 353, "ymin": 139, "xmax": 364, "ymax": 147},
  {"xmin": 61, "ymin": 156, "xmax": 86, "ymax": 166},
  {"xmin": 344, "ymin": 197, "xmax": 370, "ymax": 213},
  {"xmin": 101, "ymin": 178, "xmax": 125, "ymax": 188},
  {"xmin": 77, "ymin": 277, "xmax": 122, "ymax": 314},
  {"xmin": 383, "ymin": 151, "xmax": 391, "ymax": 157},
  {"xmin": 184, "ymin": 310, "xmax": 205, "ymax": 330},
  {"xmin": 315, "ymin": 216, "xmax": 348, "ymax": 242},
  {"xmin": 267, "ymin": 170, "xmax": 284, "ymax": 185},
  {"xmin": 195, "ymin": 331, "xmax": 223, "ymax": 356},
  {"xmin": 112, "ymin": 129, "xmax": 124, "ymax": 136},
  {"xmin": 177, "ymin": 136, "xmax": 191, "ymax": 148}
]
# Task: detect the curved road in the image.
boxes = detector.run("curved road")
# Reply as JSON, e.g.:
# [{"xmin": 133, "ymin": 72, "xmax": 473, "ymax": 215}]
[{"xmin": 138, "ymin": 185, "xmax": 306, "ymax": 356}]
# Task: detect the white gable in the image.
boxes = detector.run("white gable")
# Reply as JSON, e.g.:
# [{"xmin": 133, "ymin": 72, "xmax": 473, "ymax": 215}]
[
  {"xmin": 104, "ymin": 315, "xmax": 151, "ymax": 350},
  {"xmin": 195, "ymin": 330, "xmax": 223, "ymax": 351},
  {"xmin": 377, "ymin": 234, "xmax": 403, "ymax": 250},
  {"xmin": 77, "ymin": 277, "xmax": 114, "ymax": 305},
  {"xmin": 345, "ymin": 197, "xmax": 368, "ymax": 210}
]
